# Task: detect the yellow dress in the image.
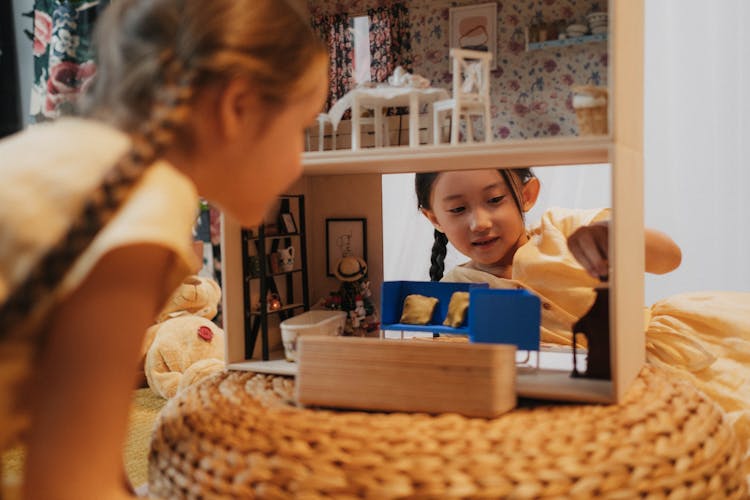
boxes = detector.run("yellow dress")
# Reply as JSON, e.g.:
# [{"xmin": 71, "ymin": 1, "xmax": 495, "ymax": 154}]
[
  {"xmin": 443, "ymin": 206, "xmax": 610, "ymax": 346},
  {"xmin": 0, "ymin": 118, "xmax": 200, "ymax": 486},
  {"xmin": 443, "ymin": 206, "xmax": 750, "ymax": 464}
]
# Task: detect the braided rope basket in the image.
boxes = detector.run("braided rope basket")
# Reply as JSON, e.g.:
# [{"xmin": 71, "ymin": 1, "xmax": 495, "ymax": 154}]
[{"xmin": 149, "ymin": 365, "xmax": 747, "ymax": 499}]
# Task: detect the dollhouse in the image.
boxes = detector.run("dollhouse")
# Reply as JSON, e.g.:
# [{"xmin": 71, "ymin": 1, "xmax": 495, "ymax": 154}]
[
  {"xmin": 147, "ymin": 1, "xmax": 750, "ymax": 497},
  {"xmin": 221, "ymin": 0, "xmax": 644, "ymax": 404}
]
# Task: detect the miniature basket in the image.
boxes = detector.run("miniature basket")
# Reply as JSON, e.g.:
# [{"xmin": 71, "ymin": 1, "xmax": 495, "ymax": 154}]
[
  {"xmin": 149, "ymin": 365, "xmax": 747, "ymax": 499},
  {"xmin": 573, "ymin": 85, "xmax": 609, "ymax": 135}
]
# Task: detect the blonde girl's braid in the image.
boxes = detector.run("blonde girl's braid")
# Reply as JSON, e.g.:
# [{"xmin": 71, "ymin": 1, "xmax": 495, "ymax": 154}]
[{"xmin": 0, "ymin": 59, "xmax": 196, "ymax": 340}]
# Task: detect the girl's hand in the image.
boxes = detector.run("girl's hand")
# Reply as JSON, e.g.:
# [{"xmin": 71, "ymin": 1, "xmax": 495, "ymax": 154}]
[
  {"xmin": 567, "ymin": 221, "xmax": 682, "ymax": 279},
  {"xmin": 567, "ymin": 221, "xmax": 610, "ymax": 281}
]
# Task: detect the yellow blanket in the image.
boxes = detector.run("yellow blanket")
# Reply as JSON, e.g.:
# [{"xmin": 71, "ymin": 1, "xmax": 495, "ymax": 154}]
[{"xmin": 646, "ymin": 291, "xmax": 750, "ymax": 468}]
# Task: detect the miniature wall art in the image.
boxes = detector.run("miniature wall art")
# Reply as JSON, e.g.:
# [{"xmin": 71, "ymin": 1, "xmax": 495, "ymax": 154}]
[
  {"xmin": 325, "ymin": 218, "xmax": 367, "ymax": 277},
  {"xmin": 448, "ymin": 2, "xmax": 498, "ymax": 70}
]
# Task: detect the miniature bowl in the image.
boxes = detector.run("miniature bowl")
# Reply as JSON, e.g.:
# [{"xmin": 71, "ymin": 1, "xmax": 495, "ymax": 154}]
[{"xmin": 587, "ymin": 12, "xmax": 608, "ymax": 24}]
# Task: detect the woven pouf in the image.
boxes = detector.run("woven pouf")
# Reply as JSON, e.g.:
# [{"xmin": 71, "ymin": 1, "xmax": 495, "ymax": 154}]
[{"xmin": 149, "ymin": 365, "xmax": 747, "ymax": 499}]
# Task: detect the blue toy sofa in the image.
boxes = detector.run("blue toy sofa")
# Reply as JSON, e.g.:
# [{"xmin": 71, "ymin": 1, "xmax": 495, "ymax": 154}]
[{"xmin": 380, "ymin": 281, "xmax": 541, "ymax": 351}]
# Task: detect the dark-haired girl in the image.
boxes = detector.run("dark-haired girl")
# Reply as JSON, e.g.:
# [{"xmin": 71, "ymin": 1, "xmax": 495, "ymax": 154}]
[{"xmin": 415, "ymin": 168, "xmax": 681, "ymax": 345}]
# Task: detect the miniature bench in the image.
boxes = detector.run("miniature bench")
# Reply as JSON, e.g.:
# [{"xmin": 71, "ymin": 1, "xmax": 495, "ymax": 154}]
[{"xmin": 380, "ymin": 280, "xmax": 541, "ymax": 351}]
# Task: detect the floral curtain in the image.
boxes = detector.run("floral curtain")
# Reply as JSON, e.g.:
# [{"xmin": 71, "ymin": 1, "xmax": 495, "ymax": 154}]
[
  {"xmin": 311, "ymin": 13, "xmax": 354, "ymax": 113},
  {"xmin": 29, "ymin": 0, "xmax": 110, "ymax": 122},
  {"xmin": 311, "ymin": 3, "xmax": 411, "ymax": 113},
  {"xmin": 368, "ymin": 3, "xmax": 412, "ymax": 84}
]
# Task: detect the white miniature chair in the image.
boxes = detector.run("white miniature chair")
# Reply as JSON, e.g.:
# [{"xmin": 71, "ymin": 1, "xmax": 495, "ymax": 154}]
[
  {"xmin": 316, "ymin": 113, "xmax": 336, "ymax": 151},
  {"xmin": 433, "ymin": 48, "xmax": 493, "ymax": 144},
  {"xmin": 358, "ymin": 107, "xmax": 391, "ymax": 148}
]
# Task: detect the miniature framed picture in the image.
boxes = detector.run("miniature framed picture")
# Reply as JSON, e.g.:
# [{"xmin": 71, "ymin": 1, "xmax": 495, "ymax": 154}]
[
  {"xmin": 326, "ymin": 218, "xmax": 367, "ymax": 277},
  {"xmin": 280, "ymin": 212, "xmax": 297, "ymax": 234},
  {"xmin": 448, "ymin": 2, "xmax": 498, "ymax": 70}
]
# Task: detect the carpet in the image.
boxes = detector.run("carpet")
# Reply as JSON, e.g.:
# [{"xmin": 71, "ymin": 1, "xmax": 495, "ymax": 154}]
[
  {"xmin": 125, "ymin": 388, "xmax": 168, "ymax": 488},
  {"xmin": 1, "ymin": 388, "xmax": 166, "ymax": 492}
]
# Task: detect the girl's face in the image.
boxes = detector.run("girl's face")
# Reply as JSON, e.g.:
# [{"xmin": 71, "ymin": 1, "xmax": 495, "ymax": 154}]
[{"xmin": 422, "ymin": 169, "xmax": 536, "ymax": 274}]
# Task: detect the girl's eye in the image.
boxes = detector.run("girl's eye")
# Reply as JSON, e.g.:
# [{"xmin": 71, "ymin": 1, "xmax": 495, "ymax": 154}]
[
  {"xmin": 488, "ymin": 195, "xmax": 506, "ymax": 204},
  {"xmin": 448, "ymin": 206, "xmax": 465, "ymax": 214}
]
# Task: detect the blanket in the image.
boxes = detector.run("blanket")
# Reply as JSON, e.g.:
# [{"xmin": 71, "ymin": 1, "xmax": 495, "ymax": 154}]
[{"xmin": 645, "ymin": 291, "xmax": 750, "ymax": 471}]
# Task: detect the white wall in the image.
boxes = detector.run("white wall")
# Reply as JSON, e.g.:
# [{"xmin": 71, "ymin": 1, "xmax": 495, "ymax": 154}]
[{"xmin": 644, "ymin": 0, "xmax": 750, "ymax": 303}]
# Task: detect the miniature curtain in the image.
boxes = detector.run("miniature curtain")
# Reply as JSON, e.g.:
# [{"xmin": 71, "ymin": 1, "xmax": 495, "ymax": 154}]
[
  {"xmin": 310, "ymin": 3, "xmax": 411, "ymax": 113},
  {"xmin": 310, "ymin": 12, "xmax": 354, "ymax": 114},
  {"xmin": 367, "ymin": 3, "xmax": 412, "ymax": 84}
]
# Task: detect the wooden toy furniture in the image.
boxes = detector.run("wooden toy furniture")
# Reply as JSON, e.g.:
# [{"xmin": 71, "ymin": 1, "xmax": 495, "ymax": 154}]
[
  {"xmin": 222, "ymin": 0, "xmax": 646, "ymax": 405},
  {"xmin": 155, "ymin": 3, "xmax": 750, "ymax": 497},
  {"xmin": 432, "ymin": 48, "xmax": 494, "ymax": 144}
]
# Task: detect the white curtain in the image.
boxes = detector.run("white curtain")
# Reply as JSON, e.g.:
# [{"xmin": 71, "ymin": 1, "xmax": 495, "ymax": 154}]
[{"xmin": 384, "ymin": 1, "xmax": 750, "ymax": 304}]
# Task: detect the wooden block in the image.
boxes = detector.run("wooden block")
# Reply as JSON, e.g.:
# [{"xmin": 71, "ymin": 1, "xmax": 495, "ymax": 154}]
[{"xmin": 296, "ymin": 337, "xmax": 516, "ymax": 418}]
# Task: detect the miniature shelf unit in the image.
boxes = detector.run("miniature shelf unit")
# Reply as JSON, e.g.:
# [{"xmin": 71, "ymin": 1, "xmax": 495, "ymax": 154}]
[
  {"xmin": 240, "ymin": 195, "xmax": 310, "ymax": 360},
  {"xmin": 222, "ymin": 0, "xmax": 644, "ymax": 404}
]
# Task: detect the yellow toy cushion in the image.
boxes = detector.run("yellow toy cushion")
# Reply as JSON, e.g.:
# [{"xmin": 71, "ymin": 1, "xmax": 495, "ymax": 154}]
[
  {"xmin": 443, "ymin": 291, "xmax": 470, "ymax": 328},
  {"xmin": 400, "ymin": 294, "xmax": 439, "ymax": 324}
]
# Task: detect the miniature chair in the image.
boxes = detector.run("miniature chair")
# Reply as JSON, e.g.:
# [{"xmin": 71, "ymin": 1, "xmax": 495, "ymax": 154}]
[
  {"xmin": 356, "ymin": 106, "xmax": 391, "ymax": 148},
  {"xmin": 433, "ymin": 48, "xmax": 493, "ymax": 144},
  {"xmin": 315, "ymin": 113, "xmax": 336, "ymax": 151}
]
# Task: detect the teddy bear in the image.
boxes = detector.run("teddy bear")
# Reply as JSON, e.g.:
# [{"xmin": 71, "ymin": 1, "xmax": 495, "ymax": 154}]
[{"xmin": 142, "ymin": 275, "xmax": 226, "ymax": 399}]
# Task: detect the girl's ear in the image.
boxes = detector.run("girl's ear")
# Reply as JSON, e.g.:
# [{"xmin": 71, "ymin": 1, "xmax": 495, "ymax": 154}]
[
  {"xmin": 521, "ymin": 177, "xmax": 541, "ymax": 212},
  {"xmin": 420, "ymin": 207, "xmax": 443, "ymax": 232},
  {"xmin": 217, "ymin": 78, "xmax": 260, "ymax": 140}
]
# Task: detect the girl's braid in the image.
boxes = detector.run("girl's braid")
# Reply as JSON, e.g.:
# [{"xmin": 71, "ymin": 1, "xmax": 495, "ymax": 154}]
[
  {"xmin": 0, "ymin": 60, "xmax": 196, "ymax": 341},
  {"xmin": 429, "ymin": 229, "xmax": 449, "ymax": 282}
]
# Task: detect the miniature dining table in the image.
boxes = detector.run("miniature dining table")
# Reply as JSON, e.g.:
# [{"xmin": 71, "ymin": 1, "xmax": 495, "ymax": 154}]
[{"xmin": 326, "ymin": 84, "xmax": 450, "ymax": 150}]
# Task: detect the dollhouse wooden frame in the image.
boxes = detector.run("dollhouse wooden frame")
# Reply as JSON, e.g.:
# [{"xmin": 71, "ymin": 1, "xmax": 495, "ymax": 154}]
[{"xmin": 221, "ymin": 0, "xmax": 643, "ymax": 404}]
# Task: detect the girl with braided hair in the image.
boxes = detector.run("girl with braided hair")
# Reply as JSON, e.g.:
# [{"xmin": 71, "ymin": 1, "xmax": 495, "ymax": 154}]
[
  {"xmin": 0, "ymin": 0, "xmax": 327, "ymax": 497},
  {"xmin": 415, "ymin": 168, "xmax": 682, "ymax": 346},
  {"xmin": 415, "ymin": 170, "xmax": 750, "ymax": 456}
]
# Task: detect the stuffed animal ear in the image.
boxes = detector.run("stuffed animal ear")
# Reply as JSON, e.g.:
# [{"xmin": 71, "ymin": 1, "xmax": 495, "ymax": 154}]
[
  {"xmin": 156, "ymin": 275, "xmax": 222, "ymax": 322},
  {"xmin": 400, "ymin": 294, "xmax": 439, "ymax": 325}
]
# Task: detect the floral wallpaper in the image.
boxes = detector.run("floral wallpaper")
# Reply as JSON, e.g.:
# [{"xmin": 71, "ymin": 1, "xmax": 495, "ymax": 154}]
[{"xmin": 308, "ymin": 0, "xmax": 608, "ymax": 139}]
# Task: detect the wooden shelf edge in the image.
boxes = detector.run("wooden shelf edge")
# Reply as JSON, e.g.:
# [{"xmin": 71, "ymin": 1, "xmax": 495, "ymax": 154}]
[
  {"xmin": 245, "ymin": 232, "xmax": 302, "ymax": 242},
  {"xmin": 249, "ymin": 302, "xmax": 305, "ymax": 317},
  {"xmin": 527, "ymin": 33, "xmax": 608, "ymax": 51},
  {"xmin": 246, "ymin": 269, "xmax": 304, "ymax": 280},
  {"xmin": 303, "ymin": 136, "xmax": 612, "ymax": 175}
]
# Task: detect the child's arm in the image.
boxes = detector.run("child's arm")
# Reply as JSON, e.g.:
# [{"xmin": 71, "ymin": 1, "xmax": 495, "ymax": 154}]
[
  {"xmin": 567, "ymin": 221, "xmax": 682, "ymax": 279},
  {"xmin": 23, "ymin": 244, "xmax": 172, "ymax": 500}
]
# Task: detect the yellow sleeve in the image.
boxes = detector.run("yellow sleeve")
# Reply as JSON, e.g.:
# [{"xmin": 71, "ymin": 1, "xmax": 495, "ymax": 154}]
[{"xmin": 537, "ymin": 206, "xmax": 611, "ymax": 239}]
